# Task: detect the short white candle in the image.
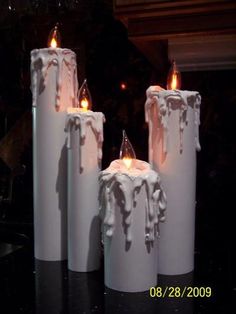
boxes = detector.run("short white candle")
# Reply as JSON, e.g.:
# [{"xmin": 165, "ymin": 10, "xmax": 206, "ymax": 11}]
[
  {"xmin": 145, "ymin": 86, "xmax": 201, "ymax": 275},
  {"xmin": 66, "ymin": 107, "xmax": 105, "ymax": 272},
  {"xmin": 99, "ymin": 159, "xmax": 167, "ymax": 292},
  {"xmin": 31, "ymin": 47, "xmax": 78, "ymax": 261}
]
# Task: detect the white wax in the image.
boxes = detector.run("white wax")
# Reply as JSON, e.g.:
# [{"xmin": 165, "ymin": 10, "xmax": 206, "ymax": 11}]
[
  {"xmin": 145, "ymin": 86, "xmax": 201, "ymax": 275},
  {"xmin": 31, "ymin": 48, "xmax": 78, "ymax": 261},
  {"xmin": 66, "ymin": 110, "xmax": 105, "ymax": 272},
  {"xmin": 99, "ymin": 159, "xmax": 166, "ymax": 292}
]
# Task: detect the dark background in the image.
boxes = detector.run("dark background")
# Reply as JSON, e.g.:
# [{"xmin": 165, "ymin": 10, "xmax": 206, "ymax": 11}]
[{"xmin": 0, "ymin": 1, "xmax": 235, "ymax": 313}]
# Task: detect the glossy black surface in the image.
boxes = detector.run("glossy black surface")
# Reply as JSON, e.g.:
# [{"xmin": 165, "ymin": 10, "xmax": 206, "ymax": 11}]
[{"xmin": 0, "ymin": 233, "xmax": 235, "ymax": 314}]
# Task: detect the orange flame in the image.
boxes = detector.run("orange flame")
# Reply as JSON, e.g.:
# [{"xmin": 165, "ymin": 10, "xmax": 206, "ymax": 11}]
[
  {"xmin": 80, "ymin": 97, "xmax": 89, "ymax": 111},
  {"xmin": 50, "ymin": 37, "xmax": 57, "ymax": 48},
  {"xmin": 78, "ymin": 79, "xmax": 92, "ymax": 111},
  {"xmin": 122, "ymin": 157, "xmax": 132, "ymax": 169},
  {"xmin": 167, "ymin": 60, "xmax": 181, "ymax": 90},
  {"xmin": 171, "ymin": 73, "xmax": 177, "ymax": 90},
  {"xmin": 47, "ymin": 25, "xmax": 61, "ymax": 48},
  {"xmin": 120, "ymin": 130, "xmax": 136, "ymax": 170}
]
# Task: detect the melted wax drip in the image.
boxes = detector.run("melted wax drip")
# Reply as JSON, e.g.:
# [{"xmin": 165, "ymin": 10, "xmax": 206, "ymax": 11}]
[
  {"xmin": 99, "ymin": 160, "xmax": 167, "ymax": 243},
  {"xmin": 31, "ymin": 48, "xmax": 78, "ymax": 110},
  {"xmin": 145, "ymin": 88, "xmax": 201, "ymax": 160},
  {"xmin": 65, "ymin": 111, "xmax": 105, "ymax": 171}
]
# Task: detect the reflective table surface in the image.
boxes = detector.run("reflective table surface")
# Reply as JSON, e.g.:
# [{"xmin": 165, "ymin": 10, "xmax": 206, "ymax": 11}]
[{"xmin": 0, "ymin": 230, "xmax": 235, "ymax": 314}]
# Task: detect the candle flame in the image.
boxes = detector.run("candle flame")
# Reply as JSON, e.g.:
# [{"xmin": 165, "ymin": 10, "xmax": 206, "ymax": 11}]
[
  {"xmin": 123, "ymin": 157, "xmax": 132, "ymax": 169},
  {"xmin": 120, "ymin": 130, "xmax": 136, "ymax": 170},
  {"xmin": 47, "ymin": 24, "xmax": 61, "ymax": 48},
  {"xmin": 167, "ymin": 60, "xmax": 181, "ymax": 90},
  {"xmin": 80, "ymin": 97, "xmax": 89, "ymax": 111},
  {"xmin": 78, "ymin": 79, "xmax": 92, "ymax": 111},
  {"xmin": 50, "ymin": 37, "xmax": 57, "ymax": 48},
  {"xmin": 171, "ymin": 73, "xmax": 177, "ymax": 90}
]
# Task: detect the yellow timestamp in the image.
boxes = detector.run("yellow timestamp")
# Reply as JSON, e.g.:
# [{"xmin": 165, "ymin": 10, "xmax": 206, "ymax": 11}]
[{"xmin": 149, "ymin": 286, "xmax": 212, "ymax": 298}]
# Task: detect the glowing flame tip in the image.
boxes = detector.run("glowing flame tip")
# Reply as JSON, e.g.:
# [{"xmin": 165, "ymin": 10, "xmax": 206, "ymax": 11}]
[{"xmin": 120, "ymin": 130, "xmax": 136, "ymax": 170}]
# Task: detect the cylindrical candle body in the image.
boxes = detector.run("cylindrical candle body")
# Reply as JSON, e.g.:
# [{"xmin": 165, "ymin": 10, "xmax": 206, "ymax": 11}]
[
  {"xmin": 99, "ymin": 160, "xmax": 166, "ymax": 292},
  {"xmin": 66, "ymin": 109, "xmax": 105, "ymax": 272},
  {"xmin": 31, "ymin": 48, "xmax": 78, "ymax": 261},
  {"xmin": 145, "ymin": 87, "xmax": 201, "ymax": 275}
]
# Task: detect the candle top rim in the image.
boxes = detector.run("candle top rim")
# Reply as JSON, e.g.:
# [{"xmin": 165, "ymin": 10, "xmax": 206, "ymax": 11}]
[
  {"xmin": 102, "ymin": 159, "xmax": 154, "ymax": 177},
  {"xmin": 66, "ymin": 107, "xmax": 104, "ymax": 115},
  {"xmin": 31, "ymin": 47, "xmax": 76, "ymax": 55},
  {"xmin": 147, "ymin": 85, "xmax": 199, "ymax": 95}
]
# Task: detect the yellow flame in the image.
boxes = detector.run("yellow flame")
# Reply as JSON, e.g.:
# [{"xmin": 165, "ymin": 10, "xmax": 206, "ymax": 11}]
[
  {"xmin": 171, "ymin": 73, "xmax": 177, "ymax": 90},
  {"xmin": 80, "ymin": 98, "xmax": 89, "ymax": 111},
  {"xmin": 123, "ymin": 157, "xmax": 132, "ymax": 169},
  {"xmin": 50, "ymin": 37, "xmax": 57, "ymax": 48}
]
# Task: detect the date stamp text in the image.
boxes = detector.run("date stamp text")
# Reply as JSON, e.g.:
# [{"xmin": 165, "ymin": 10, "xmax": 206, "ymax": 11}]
[{"xmin": 149, "ymin": 286, "xmax": 212, "ymax": 298}]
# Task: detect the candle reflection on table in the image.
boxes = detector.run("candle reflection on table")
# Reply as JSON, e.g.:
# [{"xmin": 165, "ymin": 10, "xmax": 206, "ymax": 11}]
[
  {"xmin": 34, "ymin": 260, "xmax": 104, "ymax": 313},
  {"xmin": 104, "ymin": 273, "xmax": 193, "ymax": 314},
  {"xmin": 157, "ymin": 272, "xmax": 194, "ymax": 314},
  {"xmin": 35, "ymin": 260, "xmax": 67, "ymax": 314}
]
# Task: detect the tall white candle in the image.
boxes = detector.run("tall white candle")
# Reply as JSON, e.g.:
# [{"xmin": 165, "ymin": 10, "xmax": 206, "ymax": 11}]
[
  {"xmin": 99, "ymin": 159, "xmax": 167, "ymax": 292},
  {"xmin": 66, "ymin": 108, "xmax": 105, "ymax": 272},
  {"xmin": 145, "ymin": 86, "xmax": 201, "ymax": 275},
  {"xmin": 31, "ymin": 48, "xmax": 78, "ymax": 261}
]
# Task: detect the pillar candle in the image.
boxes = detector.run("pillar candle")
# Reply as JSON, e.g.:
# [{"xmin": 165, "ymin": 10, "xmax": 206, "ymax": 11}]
[
  {"xmin": 31, "ymin": 48, "xmax": 78, "ymax": 261},
  {"xmin": 145, "ymin": 86, "xmax": 201, "ymax": 275},
  {"xmin": 99, "ymin": 159, "xmax": 167, "ymax": 292},
  {"xmin": 66, "ymin": 108, "xmax": 105, "ymax": 272}
]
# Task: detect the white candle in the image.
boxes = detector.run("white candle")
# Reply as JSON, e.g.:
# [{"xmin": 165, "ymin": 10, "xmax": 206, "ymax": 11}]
[
  {"xmin": 66, "ymin": 108, "xmax": 105, "ymax": 272},
  {"xmin": 145, "ymin": 86, "xmax": 201, "ymax": 275},
  {"xmin": 31, "ymin": 47, "xmax": 78, "ymax": 261},
  {"xmin": 99, "ymin": 159, "xmax": 167, "ymax": 292}
]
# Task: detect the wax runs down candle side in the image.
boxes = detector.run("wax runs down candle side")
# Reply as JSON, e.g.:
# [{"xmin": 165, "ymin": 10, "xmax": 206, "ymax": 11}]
[
  {"xmin": 31, "ymin": 48, "xmax": 78, "ymax": 110},
  {"xmin": 31, "ymin": 48, "xmax": 78, "ymax": 261},
  {"xmin": 65, "ymin": 110, "xmax": 105, "ymax": 171},
  {"xmin": 99, "ymin": 160, "xmax": 167, "ymax": 243},
  {"xmin": 145, "ymin": 86, "xmax": 201, "ymax": 275},
  {"xmin": 145, "ymin": 87, "xmax": 201, "ymax": 156}
]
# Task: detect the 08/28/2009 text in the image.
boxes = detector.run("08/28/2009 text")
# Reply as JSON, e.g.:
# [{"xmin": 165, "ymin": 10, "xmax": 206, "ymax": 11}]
[{"xmin": 149, "ymin": 286, "xmax": 212, "ymax": 298}]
